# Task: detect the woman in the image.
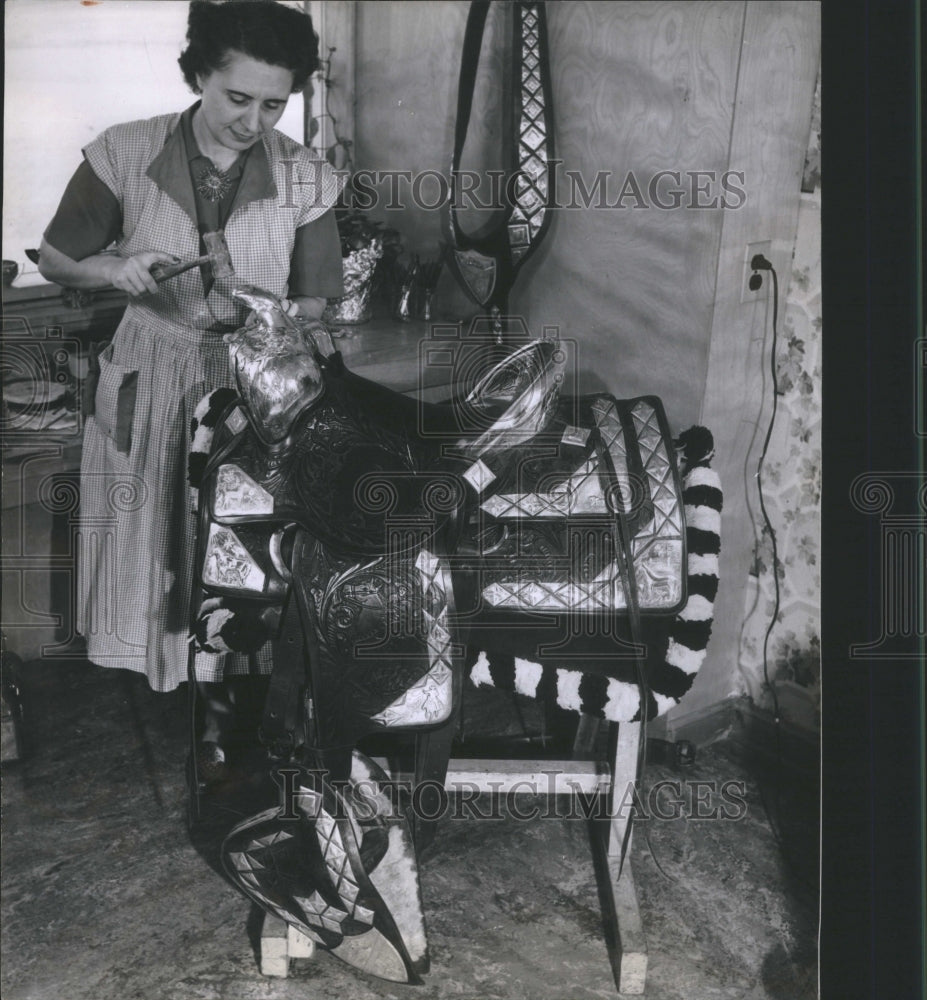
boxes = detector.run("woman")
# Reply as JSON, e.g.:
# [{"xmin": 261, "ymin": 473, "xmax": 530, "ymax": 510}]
[{"xmin": 38, "ymin": 1, "xmax": 343, "ymax": 752}]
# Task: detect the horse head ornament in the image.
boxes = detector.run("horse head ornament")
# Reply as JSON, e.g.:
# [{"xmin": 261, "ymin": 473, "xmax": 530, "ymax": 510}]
[{"xmin": 225, "ymin": 285, "xmax": 336, "ymax": 445}]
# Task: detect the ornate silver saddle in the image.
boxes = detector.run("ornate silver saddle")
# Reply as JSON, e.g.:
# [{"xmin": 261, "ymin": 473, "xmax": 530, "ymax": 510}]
[{"xmin": 187, "ymin": 288, "xmax": 691, "ymax": 984}]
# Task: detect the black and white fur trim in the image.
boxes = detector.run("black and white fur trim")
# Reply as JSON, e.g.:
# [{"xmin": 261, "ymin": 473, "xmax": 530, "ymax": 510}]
[
  {"xmin": 194, "ymin": 597, "xmax": 273, "ymax": 654},
  {"xmin": 469, "ymin": 426, "xmax": 722, "ymax": 723},
  {"xmin": 194, "ymin": 598, "xmax": 237, "ymax": 654},
  {"xmin": 188, "ymin": 387, "xmax": 239, "ymax": 492}
]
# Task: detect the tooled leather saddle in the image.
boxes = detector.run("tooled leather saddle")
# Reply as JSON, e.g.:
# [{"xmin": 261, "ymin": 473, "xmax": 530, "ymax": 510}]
[{"xmin": 185, "ymin": 287, "xmax": 697, "ymax": 984}]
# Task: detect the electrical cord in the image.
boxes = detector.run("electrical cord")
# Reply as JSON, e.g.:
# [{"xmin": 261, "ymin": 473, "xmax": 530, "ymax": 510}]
[
  {"xmin": 749, "ymin": 255, "xmax": 818, "ymax": 895},
  {"xmin": 750, "ymin": 253, "xmax": 782, "ymax": 726}
]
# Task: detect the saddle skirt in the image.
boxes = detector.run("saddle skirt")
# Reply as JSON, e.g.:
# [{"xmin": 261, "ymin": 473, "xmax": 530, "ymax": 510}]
[{"xmin": 457, "ymin": 392, "xmax": 686, "ymax": 617}]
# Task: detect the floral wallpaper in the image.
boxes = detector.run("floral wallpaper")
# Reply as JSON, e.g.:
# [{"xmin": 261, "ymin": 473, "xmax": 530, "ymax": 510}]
[{"xmin": 739, "ymin": 75, "xmax": 822, "ymax": 730}]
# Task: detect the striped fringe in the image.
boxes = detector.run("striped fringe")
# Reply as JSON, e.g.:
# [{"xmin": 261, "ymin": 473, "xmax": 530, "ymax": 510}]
[
  {"xmin": 193, "ymin": 598, "xmax": 272, "ymax": 654},
  {"xmin": 188, "ymin": 387, "xmax": 239, "ymax": 493},
  {"xmin": 469, "ymin": 425, "xmax": 722, "ymax": 723}
]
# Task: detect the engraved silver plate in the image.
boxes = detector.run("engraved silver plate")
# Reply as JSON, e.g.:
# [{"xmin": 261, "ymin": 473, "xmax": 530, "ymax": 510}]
[
  {"xmin": 561, "ymin": 424, "xmax": 590, "ymax": 449},
  {"xmin": 202, "ymin": 523, "xmax": 266, "ymax": 592},
  {"xmin": 225, "ymin": 407, "xmax": 248, "ymax": 434},
  {"xmin": 463, "ymin": 459, "xmax": 496, "ymax": 494},
  {"xmin": 213, "ymin": 463, "xmax": 274, "ymax": 518}
]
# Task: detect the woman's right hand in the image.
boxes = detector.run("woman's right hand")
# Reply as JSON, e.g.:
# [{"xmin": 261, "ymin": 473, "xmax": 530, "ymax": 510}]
[
  {"xmin": 37, "ymin": 239, "xmax": 180, "ymax": 296},
  {"xmin": 104, "ymin": 252, "xmax": 180, "ymax": 298}
]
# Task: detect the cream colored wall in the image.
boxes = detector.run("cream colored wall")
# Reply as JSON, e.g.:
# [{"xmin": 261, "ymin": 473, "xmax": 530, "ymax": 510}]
[
  {"xmin": 511, "ymin": 1, "xmax": 743, "ymax": 424},
  {"xmin": 687, "ymin": 2, "xmax": 820, "ymax": 722},
  {"xmin": 2, "ymin": 0, "xmax": 306, "ymax": 274},
  {"xmin": 353, "ymin": 1, "xmax": 475, "ymax": 316}
]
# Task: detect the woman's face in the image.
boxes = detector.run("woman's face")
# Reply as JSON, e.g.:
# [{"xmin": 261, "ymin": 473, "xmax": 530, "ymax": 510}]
[{"xmin": 195, "ymin": 51, "xmax": 294, "ymax": 154}]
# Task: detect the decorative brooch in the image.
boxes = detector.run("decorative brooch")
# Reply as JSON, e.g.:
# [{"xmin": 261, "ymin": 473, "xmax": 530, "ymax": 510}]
[{"xmin": 195, "ymin": 163, "xmax": 234, "ymax": 203}]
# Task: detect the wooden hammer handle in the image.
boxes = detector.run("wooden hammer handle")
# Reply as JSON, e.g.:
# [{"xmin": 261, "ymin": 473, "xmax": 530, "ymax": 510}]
[{"xmin": 149, "ymin": 256, "xmax": 208, "ymax": 283}]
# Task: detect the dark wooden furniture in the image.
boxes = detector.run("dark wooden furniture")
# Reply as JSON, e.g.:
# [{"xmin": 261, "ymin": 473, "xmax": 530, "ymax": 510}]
[{"xmin": 1, "ymin": 283, "xmax": 126, "ymax": 662}]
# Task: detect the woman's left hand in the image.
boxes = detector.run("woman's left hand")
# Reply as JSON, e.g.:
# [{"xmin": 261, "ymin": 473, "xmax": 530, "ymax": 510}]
[
  {"xmin": 279, "ymin": 299, "xmax": 302, "ymax": 322},
  {"xmin": 281, "ymin": 295, "xmax": 327, "ymax": 322}
]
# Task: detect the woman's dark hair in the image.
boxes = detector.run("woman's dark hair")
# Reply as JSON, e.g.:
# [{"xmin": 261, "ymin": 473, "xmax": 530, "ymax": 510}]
[{"xmin": 178, "ymin": 0, "xmax": 319, "ymax": 94}]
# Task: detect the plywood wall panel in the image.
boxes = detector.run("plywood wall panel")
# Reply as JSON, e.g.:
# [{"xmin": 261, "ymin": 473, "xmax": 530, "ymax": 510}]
[
  {"xmin": 355, "ymin": 3, "xmax": 465, "ymax": 247},
  {"xmin": 354, "ymin": 2, "xmax": 743, "ymax": 412},
  {"xmin": 357, "ymin": 2, "xmax": 552, "ymax": 318},
  {"xmin": 513, "ymin": 1, "xmax": 744, "ymax": 424}
]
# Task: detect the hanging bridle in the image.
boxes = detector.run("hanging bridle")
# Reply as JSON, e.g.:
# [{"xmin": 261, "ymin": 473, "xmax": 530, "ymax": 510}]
[
  {"xmin": 446, "ymin": 0, "xmax": 556, "ymax": 342},
  {"xmin": 447, "ymin": 4, "xmax": 649, "ymax": 872}
]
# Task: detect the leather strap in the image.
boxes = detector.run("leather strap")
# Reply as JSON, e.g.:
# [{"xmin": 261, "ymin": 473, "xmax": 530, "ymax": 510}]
[
  {"xmin": 451, "ymin": 0, "xmax": 493, "ymax": 202},
  {"xmin": 447, "ymin": 1, "xmax": 555, "ymax": 322},
  {"xmin": 593, "ymin": 423, "xmax": 651, "ymax": 876},
  {"xmin": 260, "ymin": 594, "xmax": 305, "ymax": 755}
]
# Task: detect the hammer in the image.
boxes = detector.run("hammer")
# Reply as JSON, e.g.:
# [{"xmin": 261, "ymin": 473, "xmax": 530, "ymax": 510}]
[{"xmin": 149, "ymin": 231, "xmax": 234, "ymax": 283}]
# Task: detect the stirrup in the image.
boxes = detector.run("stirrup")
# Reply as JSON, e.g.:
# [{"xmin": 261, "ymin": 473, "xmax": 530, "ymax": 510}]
[{"xmin": 221, "ymin": 751, "xmax": 428, "ymax": 984}]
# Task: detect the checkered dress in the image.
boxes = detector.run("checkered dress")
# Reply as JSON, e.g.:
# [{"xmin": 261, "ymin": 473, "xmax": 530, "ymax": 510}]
[{"xmin": 76, "ymin": 113, "xmax": 342, "ymax": 691}]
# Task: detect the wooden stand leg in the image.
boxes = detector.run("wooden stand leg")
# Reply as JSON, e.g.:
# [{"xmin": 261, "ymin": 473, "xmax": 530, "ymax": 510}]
[
  {"xmin": 605, "ymin": 721, "xmax": 647, "ymax": 995},
  {"xmin": 413, "ymin": 713, "xmax": 457, "ymax": 848},
  {"xmin": 287, "ymin": 923, "xmax": 316, "ymax": 959},
  {"xmin": 260, "ymin": 914, "xmax": 316, "ymax": 977},
  {"xmin": 260, "ymin": 914, "xmax": 290, "ymax": 977}
]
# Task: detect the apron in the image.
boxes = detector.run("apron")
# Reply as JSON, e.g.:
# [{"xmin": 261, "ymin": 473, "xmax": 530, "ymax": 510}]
[{"xmin": 76, "ymin": 112, "xmax": 341, "ymax": 691}]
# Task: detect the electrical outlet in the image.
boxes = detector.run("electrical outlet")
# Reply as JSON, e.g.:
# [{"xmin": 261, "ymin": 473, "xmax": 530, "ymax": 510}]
[{"xmin": 741, "ymin": 240, "xmax": 772, "ymax": 303}]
